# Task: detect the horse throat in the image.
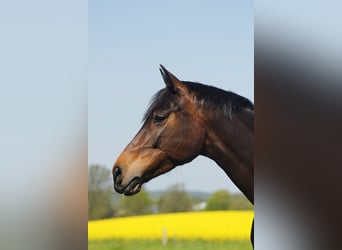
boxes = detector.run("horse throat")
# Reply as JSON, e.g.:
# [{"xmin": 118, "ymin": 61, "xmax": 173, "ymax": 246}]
[{"xmin": 202, "ymin": 111, "xmax": 254, "ymax": 204}]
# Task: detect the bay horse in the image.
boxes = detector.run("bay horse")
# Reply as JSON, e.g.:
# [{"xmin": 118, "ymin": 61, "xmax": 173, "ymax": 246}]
[{"xmin": 113, "ymin": 65, "xmax": 254, "ymax": 247}]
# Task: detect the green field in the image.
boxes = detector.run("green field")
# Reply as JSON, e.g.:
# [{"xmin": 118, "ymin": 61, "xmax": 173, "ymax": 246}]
[{"xmin": 88, "ymin": 240, "xmax": 252, "ymax": 250}]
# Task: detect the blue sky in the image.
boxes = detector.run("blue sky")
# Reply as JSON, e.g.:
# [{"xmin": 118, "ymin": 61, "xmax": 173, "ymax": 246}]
[{"xmin": 89, "ymin": 1, "xmax": 253, "ymax": 193}]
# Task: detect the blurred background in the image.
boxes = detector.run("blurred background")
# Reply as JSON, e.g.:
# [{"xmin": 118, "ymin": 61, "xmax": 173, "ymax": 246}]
[
  {"xmin": 1, "ymin": 0, "xmax": 341, "ymax": 250},
  {"xmin": 88, "ymin": 165, "xmax": 253, "ymax": 219}
]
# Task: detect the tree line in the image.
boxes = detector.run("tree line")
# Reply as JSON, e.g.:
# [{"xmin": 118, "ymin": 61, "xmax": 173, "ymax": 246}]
[{"xmin": 88, "ymin": 165, "xmax": 253, "ymax": 220}]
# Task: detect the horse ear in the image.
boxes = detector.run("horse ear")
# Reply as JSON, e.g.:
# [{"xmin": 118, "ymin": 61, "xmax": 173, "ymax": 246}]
[{"xmin": 159, "ymin": 65, "xmax": 186, "ymax": 94}]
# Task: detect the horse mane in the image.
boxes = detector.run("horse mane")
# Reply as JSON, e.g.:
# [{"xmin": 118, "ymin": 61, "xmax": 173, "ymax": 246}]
[
  {"xmin": 183, "ymin": 81, "xmax": 254, "ymax": 119},
  {"xmin": 143, "ymin": 81, "xmax": 254, "ymax": 122}
]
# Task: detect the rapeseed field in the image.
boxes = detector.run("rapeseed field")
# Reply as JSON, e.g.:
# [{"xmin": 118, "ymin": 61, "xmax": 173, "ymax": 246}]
[{"xmin": 88, "ymin": 211, "xmax": 253, "ymax": 241}]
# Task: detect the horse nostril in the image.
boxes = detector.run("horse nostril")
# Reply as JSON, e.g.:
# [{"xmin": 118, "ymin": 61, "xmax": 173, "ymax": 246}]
[{"xmin": 113, "ymin": 166, "xmax": 122, "ymax": 182}]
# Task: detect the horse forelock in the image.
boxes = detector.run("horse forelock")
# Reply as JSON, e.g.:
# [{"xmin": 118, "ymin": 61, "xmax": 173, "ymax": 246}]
[{"xmin": 142, "ymin": 88, "xmax": 176, "ymax": 123}]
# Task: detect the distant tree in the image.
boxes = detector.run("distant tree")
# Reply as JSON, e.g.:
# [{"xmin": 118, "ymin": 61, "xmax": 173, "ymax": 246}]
[
  {"xmin": 119, "ymin": 188, "xmax": 152, "ymax": 216},
  {"xmin": 206, "ymin": 190, "xmax": 232, "ymax": 210},
  {"xmin": 231, "ymin": 194, "xmax": 254, "ymax": 210},
  {"xmin": 88, "ymin": 165, "xmax": 114, "ymax": 220},
  {"xmin": 158, "ymin": 184, "xmax": 193, "ymax": 213}
]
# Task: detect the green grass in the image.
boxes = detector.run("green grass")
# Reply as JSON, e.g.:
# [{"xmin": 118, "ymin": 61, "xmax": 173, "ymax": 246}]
[{"xmin": 88, "ymin": 239, "xmax": 252, "ymax": 250}]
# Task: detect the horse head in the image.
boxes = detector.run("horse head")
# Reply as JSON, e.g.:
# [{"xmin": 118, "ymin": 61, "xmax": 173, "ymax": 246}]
[{"xmin": 113, "ymin": 65, "xmax": 206, "ymax": 195}]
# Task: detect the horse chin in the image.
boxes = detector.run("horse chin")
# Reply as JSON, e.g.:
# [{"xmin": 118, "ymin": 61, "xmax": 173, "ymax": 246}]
[{"xmin": 143, "ymin": 159, "xmax": 175, "ymax": 182}]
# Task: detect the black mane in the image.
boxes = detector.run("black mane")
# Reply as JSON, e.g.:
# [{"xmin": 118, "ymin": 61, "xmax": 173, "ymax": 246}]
[{"xmin": 143, "ymin": 81, "xmax": 253, "ymax": 122}]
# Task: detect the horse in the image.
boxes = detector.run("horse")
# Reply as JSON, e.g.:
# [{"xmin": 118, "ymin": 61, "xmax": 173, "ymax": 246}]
[{"xmin": 112, "ymin": 65, "xmax": 254, "ymax": 247}]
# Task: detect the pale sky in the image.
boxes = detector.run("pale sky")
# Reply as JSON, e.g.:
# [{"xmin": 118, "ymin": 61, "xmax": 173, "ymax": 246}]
[{"xmin": 88, "ymin": 1, "xmax": 253, "ymax": 193}]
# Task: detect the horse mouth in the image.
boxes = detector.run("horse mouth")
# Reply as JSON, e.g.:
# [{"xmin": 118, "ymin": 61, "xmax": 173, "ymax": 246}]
[{"xmin": 114, "ymin": 177, "xmax": 142, "ymax": 196}]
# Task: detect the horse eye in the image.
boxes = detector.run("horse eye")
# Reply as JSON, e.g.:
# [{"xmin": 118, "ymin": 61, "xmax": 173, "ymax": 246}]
[{"xmin": 153, "ymin": 114, "xmax": 167, "ymax": 123}]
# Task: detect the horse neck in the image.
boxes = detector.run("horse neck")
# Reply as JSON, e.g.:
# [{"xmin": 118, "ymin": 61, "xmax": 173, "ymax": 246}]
[{"xmin": 201, "ymin": 109, "xmax": 254, "ymax": 203}]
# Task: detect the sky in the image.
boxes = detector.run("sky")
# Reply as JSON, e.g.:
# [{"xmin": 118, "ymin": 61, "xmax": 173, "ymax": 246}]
[{"xmin": 88, "ymin": 1, "xmax": 254, "ymax": 193}]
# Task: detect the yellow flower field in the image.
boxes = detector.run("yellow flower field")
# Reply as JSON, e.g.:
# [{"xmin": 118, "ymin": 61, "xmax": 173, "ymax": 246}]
[{"xmin": 88, "ymin": 211, "xmax": 254, "ymax": 241}]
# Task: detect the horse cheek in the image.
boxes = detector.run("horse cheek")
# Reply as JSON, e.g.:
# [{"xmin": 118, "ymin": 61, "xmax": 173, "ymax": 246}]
[{"xmin": 176, "ymin": 126, "xmax": 204, "ymax": 162}]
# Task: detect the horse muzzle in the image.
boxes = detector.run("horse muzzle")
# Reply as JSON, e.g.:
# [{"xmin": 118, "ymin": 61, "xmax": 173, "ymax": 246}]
[{"xmin": 112, "ymin": 166, "xmax": 143, "ymax": 196}]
